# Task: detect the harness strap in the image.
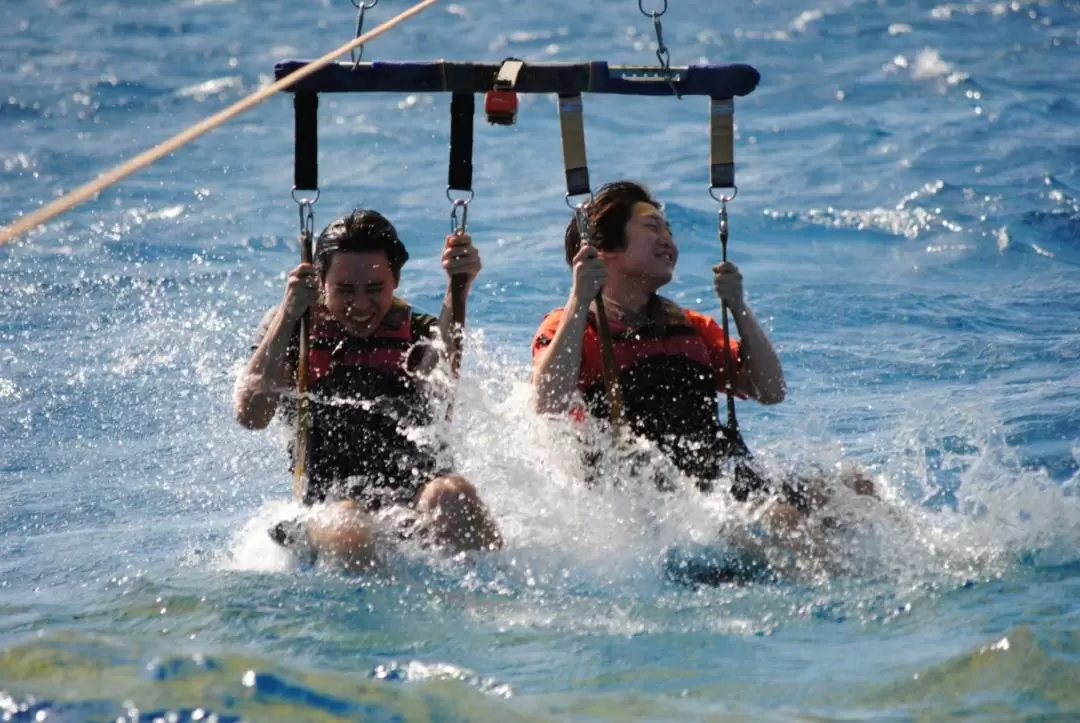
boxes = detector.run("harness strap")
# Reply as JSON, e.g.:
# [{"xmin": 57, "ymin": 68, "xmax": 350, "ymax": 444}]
[
  {"xmin": 447, "ymin": 93, "xmax": 475, "ymax": 193},
  {"xmin": 709, "ymin": 96, "xmax": 735, "ymax": 190},
  {"xmin": 556, "ymin": 94, "xmax": 590, "ymax": 197},
  {"xmin": 294, "ymin": 93, "xmax": 319, "ymax": 191},
  {"xmin": 556, "ymin": 93, "xmax": 627, "ymax": 434}
]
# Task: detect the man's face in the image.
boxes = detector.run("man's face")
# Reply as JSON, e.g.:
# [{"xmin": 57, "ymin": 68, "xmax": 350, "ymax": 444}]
[
  {"xmin": 321, "ymin": 250, "xmax": 398, "ymax": 337},
  {"xmin": 604, "ymin": 201, "xmax": 677, "ymax": 287}
]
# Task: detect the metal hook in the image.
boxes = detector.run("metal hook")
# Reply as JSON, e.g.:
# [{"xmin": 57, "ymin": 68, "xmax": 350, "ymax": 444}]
[
  {"xmin": 349, "ymin": 0, "xmax": 379, "ymax": 66},
  {"xmin": 566, "ymin": 194, "xmax": 596, "ymax": 247},
  {"xmin": 638, "ymin": 0, "xmax": 667, "ymax": 17},
  {"xmin": 290, "ymin": 187, "xmax": 321, "ymax": 207},
  {"xmin": 448, "ymin": 188, "xmax": 474, "ymax": 233},
  {"xmin": 564, "ymin": 191, "xmax": 594, "ymax": 212},
  {"xmin": 297, "ymin": 200, "xmax": 315, "ymax": 236},
  {"xmin": 644, "ymin": 4, "xmax": 678, "ymax": 97},
  {"xmin": 290, "ymin": 186, "xmax": 318, "ymax": 233},
  {"xmin": 291, "ymin": 187, "xmax": 318, "ymax": 240},
  {"xmin": 653, "ymin": 12, "xmax": 666, "ymax": 52},
  {"xmin": 446, "ymin": 187, "xmax": 475, "ymax": 206},
  {"xmin": 708, "ymin": 185, "xmax": 739, "ymax": 204},
  {"xmin": 450, "ymin": 198, "xmax": 469, "ymax": 234}
]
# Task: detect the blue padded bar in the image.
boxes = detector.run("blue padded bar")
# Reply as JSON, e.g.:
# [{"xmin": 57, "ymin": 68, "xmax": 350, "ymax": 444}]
[{"xmin": 273, "ymin": 60, "xmax": 760, "ymax": 97}]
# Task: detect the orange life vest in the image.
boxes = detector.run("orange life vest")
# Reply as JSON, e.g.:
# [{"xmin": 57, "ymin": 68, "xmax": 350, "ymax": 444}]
[{"xmin": 533, "ymin": 296, "xmax": 744, "ymax": 487}]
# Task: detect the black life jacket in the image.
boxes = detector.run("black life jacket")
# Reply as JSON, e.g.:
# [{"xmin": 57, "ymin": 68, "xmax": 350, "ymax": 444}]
[{"xmin": 298, "ymin": 299, "xmax": 444, "ymax": 508}]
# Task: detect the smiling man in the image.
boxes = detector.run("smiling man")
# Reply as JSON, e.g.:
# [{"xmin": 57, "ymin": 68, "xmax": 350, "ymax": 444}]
[
  {"xmin": 235, "ymin": 209, "xmax": 501, "ymax": 571},
  {"xmin": 531, "ymin": 180, "xmax": 787, "ymax": 493}
]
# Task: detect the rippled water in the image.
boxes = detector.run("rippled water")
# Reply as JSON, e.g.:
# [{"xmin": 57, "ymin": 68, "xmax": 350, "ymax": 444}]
[{"xmin": 2, "ymin": 0, "xmax": 1079, "ymax": 720}]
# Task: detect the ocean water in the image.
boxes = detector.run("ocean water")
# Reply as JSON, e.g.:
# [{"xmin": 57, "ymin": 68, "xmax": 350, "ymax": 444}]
[{"xmin": 2, "ymin": 0, "xmax": 1079, "ymax": 720}]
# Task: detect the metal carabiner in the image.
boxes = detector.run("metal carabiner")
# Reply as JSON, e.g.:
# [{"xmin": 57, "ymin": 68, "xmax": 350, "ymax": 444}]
[
  {"xmin": 638, "ymin": 0, "xmax": 667, "ymax": 17},
  {"xmin": 708, "ymin": 185, "xmax": 739, "ymax": 204},
  {"xmin": 290, "ymin": 187, "xmax": 321, "ymax": 207},
  {"xmin": 448, "ymin": 188, "xmax": 474, "ymax": 234},
  {"xmin": 566, "ymin": 195, "xmax": 596, "ymax": 247},
  {"xmin": 290, "ymin": 186, "xmax": 319, "ymax": 237},
  {"xmin": 350, "ymin": 0, "xmax": 379, "ymax": 66},
  {"xmin": 450, "ymin": 198, "xmax": 470, "ymax": 234},
  {"xmin": 300, "ymin": 202, "xmax": 316, "ymax": 238}
]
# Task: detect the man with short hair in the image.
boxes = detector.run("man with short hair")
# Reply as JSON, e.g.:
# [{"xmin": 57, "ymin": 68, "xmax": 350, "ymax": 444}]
[
  {"xmin": 235, "ymin": 209, "xmax": 502, "ymax": 571},
  {"xmin": 531, "ymin": 180, "xmax": 786, "ymax": 493}
]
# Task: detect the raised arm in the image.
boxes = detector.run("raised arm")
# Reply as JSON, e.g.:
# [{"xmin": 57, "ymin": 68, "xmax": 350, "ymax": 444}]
[
  {"xmin": 532, "ymin": 245, "xmax": 606, "ymax": 414},
  {"xmin": 233, "ymin": 262, "xmax": 318, "ymax": 429},
  {"xmin": 437, "ymin": 231, "xmax": 481, "ymax": 360},
  {"xmin": 713, "ymin": 261, "xmax": 786, "ymax": 405}
]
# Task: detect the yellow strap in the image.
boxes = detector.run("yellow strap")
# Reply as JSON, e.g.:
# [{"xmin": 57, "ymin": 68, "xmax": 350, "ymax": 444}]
[
  {"xmin": 557, "ymin": 97, "xmax": 625, "ymax": 436},
  {"xmin": 709, "ymin": 97, "xmax": 735, "ymax": 189},
  {"xmin": 557, "ymin": 95, "xmax": 590, "ymax": 197}
]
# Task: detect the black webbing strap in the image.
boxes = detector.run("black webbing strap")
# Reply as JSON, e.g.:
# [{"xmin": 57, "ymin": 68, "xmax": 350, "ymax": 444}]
[
  {"xmin": 294, "ymin": 93, "xmax": 318, "ymax": 192},
  {"xmin": 709, "ymin": 96, "xmax": 735, "ymax": 190},
  {"xmin": 290, "ymin": 92, "xmax": 318, "ymax": 504},
  {"xmin": 448, "ymin": 93, "xmax": 475, "ymax": 193},
  {"xmin": 557, "ymin": 94, "xmax": 590, "ymax": 198}
]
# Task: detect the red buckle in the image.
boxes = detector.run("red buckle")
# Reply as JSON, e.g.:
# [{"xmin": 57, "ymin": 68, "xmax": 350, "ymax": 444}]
[{"xmin": 484, "ymin": 88, "xmax": 518, "ymax": 126}]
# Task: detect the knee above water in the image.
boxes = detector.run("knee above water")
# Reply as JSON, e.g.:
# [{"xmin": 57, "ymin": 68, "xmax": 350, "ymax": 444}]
[{"xmin": 425, "ymin": 475, "xmax": 478, "ymax": 499}]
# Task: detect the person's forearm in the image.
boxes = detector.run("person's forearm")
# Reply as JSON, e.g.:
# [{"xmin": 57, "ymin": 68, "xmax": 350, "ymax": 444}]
[
  {"xmin": 533, "ymin": 292, "xmax": 591, "ymax": 414},
  {"xmin": 234, "ymin": 308, "xmax": 298, "ymax": 429},
  {"xmin": 729, "ymin": 301, "xmax": 786, "ymax": 404},
  {"xmin": 438, "ymin": 280, "xmax": 467, "ymax": 358}
]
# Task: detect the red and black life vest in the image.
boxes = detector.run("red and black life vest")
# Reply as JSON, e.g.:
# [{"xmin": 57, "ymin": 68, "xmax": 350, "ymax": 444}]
[
  {"xmin": 535, "ymin": 296, "xmax": 743, "ymax": 488},
  {"xmin": 298, "ymin": 299, "xmax": 445, "ymax": 508}
]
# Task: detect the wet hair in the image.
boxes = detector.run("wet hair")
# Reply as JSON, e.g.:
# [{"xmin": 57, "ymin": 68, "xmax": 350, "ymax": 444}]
[
  {"xmin": 313, "ymin": 209, "xmax": 409, "ymax": 282},
  {"xmin": 564, "ymin": 180, "xmax": 661, "ymax": 266}
]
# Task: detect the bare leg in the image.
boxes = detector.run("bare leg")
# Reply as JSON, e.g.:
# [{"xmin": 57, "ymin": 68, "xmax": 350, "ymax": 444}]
[
  {"xmin": 305, "ymin": 500, "xmax": 381, "ymax": 573},
  {"xmin": 762, "ymin": 501, "xmax": 841, "ymax": 573},
  {"xmin": 414, "ymin": 475, "xmax": 502, "ymax": 553},
  {"xmin": 839, "ymin": 466, "xmax": 879, "ymax": 498}
]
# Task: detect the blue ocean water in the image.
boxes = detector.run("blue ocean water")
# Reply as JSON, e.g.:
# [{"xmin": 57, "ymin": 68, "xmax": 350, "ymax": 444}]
[{"xmin": 2, "ymin": 0, "xmax": 1079, "ymax": 719}]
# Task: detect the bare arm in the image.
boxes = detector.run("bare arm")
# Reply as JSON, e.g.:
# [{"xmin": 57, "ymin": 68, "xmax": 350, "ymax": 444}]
[
  {"xmin": 532, "ymin": 291, "xmax": 591, "ymax": 414},
  {"xmin": 532, "ymin": 245, "xmax": 606, "ymax": 414},
  {"xmin": 234, "ymin": 262, "xmax": 317, "ymax": 429},
  {"xmin": 437, "ymin": 232, "xmax": 481, "ymax": 365},
  {"xmin": 437, "ymin": 279, "xmax": 467, "ymax": 359},
  {"xmin": 729, "ymin": 300, "xmax": 786, "ymax": 405},
  {"xmin": 233, "ymin": 306, "xmax": 299, "ymax": 430},
  {"xmin": 714, "ymin": 261, "xmax": 786, "ymax": 405}
]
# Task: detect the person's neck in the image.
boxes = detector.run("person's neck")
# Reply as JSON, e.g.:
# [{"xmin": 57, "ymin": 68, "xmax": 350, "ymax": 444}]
[
  {"xmin": 602, "ymin": 277, "xmax": 657, "ymax": 311},
  {"xmin": 600, "ymin": 278, "xmax": 658, "ymax": 321}
]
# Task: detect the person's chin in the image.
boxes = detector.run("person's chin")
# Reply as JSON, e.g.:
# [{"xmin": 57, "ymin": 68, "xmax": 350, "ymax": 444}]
[
  {"xmin": 651, "ymin": 269, "xmax": 674, "ymax": 286},
  {"xmin": 342, "ymin": 318, "xmax": 378, "ymax": 337}
]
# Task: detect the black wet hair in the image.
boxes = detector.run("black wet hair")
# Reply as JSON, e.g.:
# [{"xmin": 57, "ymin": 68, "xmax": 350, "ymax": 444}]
[
  {"xmin": 564, "ymin": 180, "xmax": 661, "ymax": 266},
  {"xmin": 313, "ymin": 209, "xmax": 409, "ymax": 282}
]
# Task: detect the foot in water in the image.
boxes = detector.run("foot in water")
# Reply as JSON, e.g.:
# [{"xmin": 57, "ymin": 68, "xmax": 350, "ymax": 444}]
[
  {"xmin": 778, "ymin": 466, "xmax": 886, "ymax": 572},
  {"xmin": 267, "ymin": 501, "xmax": 380, "ymax": 573},
  {"xmin": 268, "ymin": 518, "xmax": 317, "ymax": 568}
]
